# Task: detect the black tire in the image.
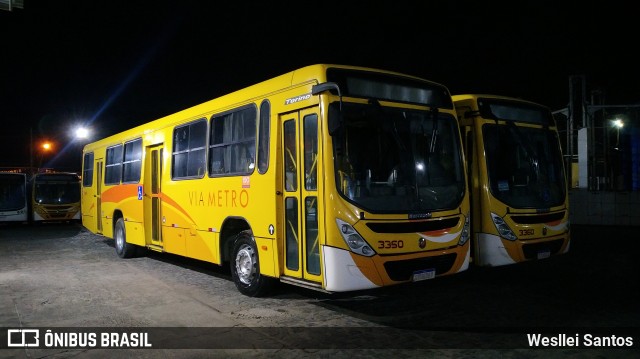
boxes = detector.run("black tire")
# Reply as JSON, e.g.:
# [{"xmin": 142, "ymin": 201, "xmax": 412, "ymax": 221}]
[
  {"xmin": 114, "ymin": 218, "xmax": 136, "ymax": 258},
  {"xmin": 230, "ymin": 231, "xmax": 274, "ymax": 297}
]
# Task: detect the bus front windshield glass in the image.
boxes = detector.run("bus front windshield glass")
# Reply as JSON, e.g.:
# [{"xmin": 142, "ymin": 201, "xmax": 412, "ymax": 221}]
[
  {"xmin": 482, "ymin": 124, "xmax": 566, "ymax": 208},
  {"xmin": 34, "ymin": 179, "xmax": 81, "ymax": 204},
  {"xmin": 0, "ymin": 176, "xmax": 25, "ymax": 210},
  {"xmin": 332, "ymin": 102, "xmax": 465, "ymax": 213}
]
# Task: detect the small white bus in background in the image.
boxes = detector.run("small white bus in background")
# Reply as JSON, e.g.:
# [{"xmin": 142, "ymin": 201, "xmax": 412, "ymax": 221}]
[{"xmin": 0, "ymin": 171, "xmax": 28, "ymax": 223}]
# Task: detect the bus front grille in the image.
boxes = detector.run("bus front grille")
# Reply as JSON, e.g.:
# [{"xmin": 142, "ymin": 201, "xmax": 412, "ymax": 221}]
[{"xmin": 511, "ymin": 211, "xmax": 565, "ymax": 224}]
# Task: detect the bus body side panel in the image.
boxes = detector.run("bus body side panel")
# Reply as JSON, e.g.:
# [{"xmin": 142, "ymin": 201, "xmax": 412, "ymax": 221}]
[
  {"xmin": 238, "ymin": 162, "xmax": 279, "ymax": 278},
  {"xmin": 100, "ymin": 183, "xmax": 144, "ymax": 244},
  {"xmin": 154, "ymin": 94, "xmax": 282, "ymax": 272},
  {"xmin": 159, "ymin": 175, "xmax": 253, "ymax": 264}
]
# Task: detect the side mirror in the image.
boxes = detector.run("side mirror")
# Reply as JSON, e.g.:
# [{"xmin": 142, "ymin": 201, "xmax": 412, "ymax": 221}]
[{"xmin": 312, "ymin": 82, "xmax": 343, "ymax": 136}]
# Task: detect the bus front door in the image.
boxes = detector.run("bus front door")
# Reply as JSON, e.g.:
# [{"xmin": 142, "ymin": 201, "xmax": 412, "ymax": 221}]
[
  {"xmin": 144, "ymin": 145, "xmax": 163, "ymax": 248},
  {"xmin": 281, "ymin": 109, "xmax": 322, "ymax": 285}
]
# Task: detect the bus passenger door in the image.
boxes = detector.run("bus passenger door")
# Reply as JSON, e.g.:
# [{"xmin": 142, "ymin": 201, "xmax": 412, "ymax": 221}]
[
  {"xmin": 144, "ymin": 145, "xmax": 163, "ymax": 248},
  {"xmin": 96, "ymin": 159, "xmax": 103, "ymax": 233},
  {"xmin": 281, "ymin": 109, "xmax": 322, "ymax": 284}
]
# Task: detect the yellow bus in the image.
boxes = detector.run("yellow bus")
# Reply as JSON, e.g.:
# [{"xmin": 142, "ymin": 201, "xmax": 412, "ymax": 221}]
[
  {"xmin": 81, "ymin": 64, "xmax": 471, "ymax": 296},
  {"xmin": 452, "ymin": 94, "xmax": 570, "ymax": 266},
  {"xmin": 29, "ymin": 172, "xmax": 82, "ymax": 223}
]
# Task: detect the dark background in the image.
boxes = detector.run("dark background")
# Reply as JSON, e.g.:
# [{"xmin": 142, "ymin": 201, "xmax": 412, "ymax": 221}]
[{"xmin": 1, "ymin": 1, "xmax": 638, "ymax": 171}]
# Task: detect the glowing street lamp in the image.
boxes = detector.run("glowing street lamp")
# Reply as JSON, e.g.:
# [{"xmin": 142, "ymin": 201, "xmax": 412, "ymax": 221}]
[
  {"xmin": 612, "ymin": 118, "xmax": 624, "ymax": 150},
  {"xmin": 612, "ymin": 118, "xmax": 624, "ymax": 129},
  {"xmin": 75, "ymin": 127, "xmax": 90, "ymax": 140},
  {"xmin": 35, "ymin": 140, "xmax": 55, "ymax": 170}
]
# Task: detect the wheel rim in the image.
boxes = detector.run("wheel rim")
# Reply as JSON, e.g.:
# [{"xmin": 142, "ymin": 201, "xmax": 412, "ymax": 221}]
[
  {"xmin": 115, "ymin": 225, "xmax": 123, "ymax": 252},
  {"xmin": 235, "ymin": 244, "xmax": 256, "ymax": 285}
]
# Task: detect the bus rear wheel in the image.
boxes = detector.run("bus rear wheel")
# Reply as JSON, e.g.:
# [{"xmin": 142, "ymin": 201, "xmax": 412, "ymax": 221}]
[
  {"xmin": 114, "ymin": 218, "xmax": 136, "ymax": 258},
  {"xmin": 230, "ymin": 231, "xmax": 274, "ymax": 297}
]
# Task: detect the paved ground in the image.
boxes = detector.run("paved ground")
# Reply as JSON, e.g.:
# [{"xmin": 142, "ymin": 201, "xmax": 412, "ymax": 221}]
[{"xmin": 0, "ymin": 222, "xmax": 638, "ymax": 358}]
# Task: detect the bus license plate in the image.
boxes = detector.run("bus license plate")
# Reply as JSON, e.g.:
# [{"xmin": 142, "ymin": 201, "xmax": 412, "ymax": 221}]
[
  {"xmin": 537, "ymin": 250, "xmax": 551, "ymax": 259},
  {"xmin": 412, "ymin": 269, "xmax": 435, "ymax": 282}
]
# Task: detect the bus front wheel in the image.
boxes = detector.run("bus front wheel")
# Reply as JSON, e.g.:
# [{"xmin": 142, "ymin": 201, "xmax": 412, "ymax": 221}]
[
  {"xmin": 230, "ymin": 231, "xmax": 274, "ymax": 297},
  {"xmin": 114, "ymin": 218, "xmax": 136, "ymax": 259}
]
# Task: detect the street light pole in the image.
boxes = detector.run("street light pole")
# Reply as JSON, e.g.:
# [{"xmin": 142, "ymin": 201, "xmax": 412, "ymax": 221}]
[
  {"xmin": 612, "ymin": 118, "xmax": 624, "ymax": 150},
  {"xmin": 30, "ymin": 127, "xmax": 33, "ymax": 174}
]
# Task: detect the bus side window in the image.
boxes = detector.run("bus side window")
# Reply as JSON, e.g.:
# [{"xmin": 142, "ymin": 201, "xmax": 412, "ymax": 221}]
[
  {"xmin": 209, "ymin": 105, "xmax": 257, "ymax": 176},
  {"xmin": 304, "ymin": 114, "xmax": 318, "ymax": 190},
  {"xmin": 284, "ymin": 120, "xmax": 297, "ymax": 191},
  {"xmin": 172, "ymin": 119, "xmax": 207, "ymax": 179},
  {"xmin": 258, "ymin": 100, "xmax": 270, "ymax": 174}
]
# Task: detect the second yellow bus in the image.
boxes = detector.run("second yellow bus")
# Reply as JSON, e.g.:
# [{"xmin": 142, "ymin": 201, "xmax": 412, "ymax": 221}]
[{"xmin": 453, "ymin": 94, "xmax": 570, "ymax": 266}]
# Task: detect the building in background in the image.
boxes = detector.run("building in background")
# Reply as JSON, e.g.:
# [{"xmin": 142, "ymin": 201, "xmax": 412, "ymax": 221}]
[{"xmin": 554, "ymin": 75, "xmax": 640, "ymax": 225}]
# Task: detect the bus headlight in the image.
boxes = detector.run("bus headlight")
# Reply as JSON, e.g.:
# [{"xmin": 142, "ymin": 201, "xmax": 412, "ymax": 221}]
[
  {"xmin": 490, "ymin": 212, "xmax": 517, "ymax": 241},
  {"xmin": 458, "ymin": 213, "xmax": 470, "ymax": 246},
  {"xmin": 336, "ymin": 218, "xmax": 376, "ymax": 257}
]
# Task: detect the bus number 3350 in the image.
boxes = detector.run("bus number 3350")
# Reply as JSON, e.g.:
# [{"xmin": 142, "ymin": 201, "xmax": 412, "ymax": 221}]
[{"xmin": 378, "ymin": 240, "xmax": 404, "ymax": 249}]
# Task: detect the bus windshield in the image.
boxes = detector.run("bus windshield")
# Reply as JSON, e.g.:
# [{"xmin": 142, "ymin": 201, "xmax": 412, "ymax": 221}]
[
  {"xmin": 34, "ymin": 176, "xmax": 81, "ymax": 205},
  {"xmin": 0, "ymin": 174, "xmax": 26, "ymax": 210},
  {"xmin": 332, "ymin": 101, "xmax": 465, "ymax": 213},
  {"xmin": 482, "ymin": 124, "xmax": 566, "ymax": 208}
]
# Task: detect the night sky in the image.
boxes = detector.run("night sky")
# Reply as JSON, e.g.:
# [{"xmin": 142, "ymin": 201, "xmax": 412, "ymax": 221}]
[{"xmin": 1, "ymin": 1, "xmax": 637, "ymax": 172}]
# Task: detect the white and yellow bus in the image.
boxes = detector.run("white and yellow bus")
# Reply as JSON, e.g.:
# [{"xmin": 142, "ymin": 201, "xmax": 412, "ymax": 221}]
[
  {"xmin": 452, "ymin": 94, "xmax": 570, "ymax": 266},
  {"xmin": 81, "ymin": 64, "xmax": 471, "ymax": 296}
]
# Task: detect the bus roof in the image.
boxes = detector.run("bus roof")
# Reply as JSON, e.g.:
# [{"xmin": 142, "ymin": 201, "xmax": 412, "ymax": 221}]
[{"xmin": 83, "ymin": 64, "xmax": 451, "ymax": 152}]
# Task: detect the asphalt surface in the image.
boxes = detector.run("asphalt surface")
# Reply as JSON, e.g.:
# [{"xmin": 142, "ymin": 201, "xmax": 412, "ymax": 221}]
[{"xmin": 0, "ymin": 222, "xmax": 638, "ymax": 358}]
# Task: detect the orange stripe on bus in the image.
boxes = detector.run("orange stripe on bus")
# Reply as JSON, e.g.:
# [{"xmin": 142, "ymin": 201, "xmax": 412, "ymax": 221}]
[
  {"xmin": 100, "ymin": 184, "xmax": 197, "ymax": 226},
  {"xmin": 159, "ymin": 192, "xmax": 197, "ymax": 225},
  {"xmin": 420, "ymin": 229, "xmax": 449, "ymax": 236},
  {"xmin": 101, "ymin": 184, "xmax": 139, "ymax": 203}
]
